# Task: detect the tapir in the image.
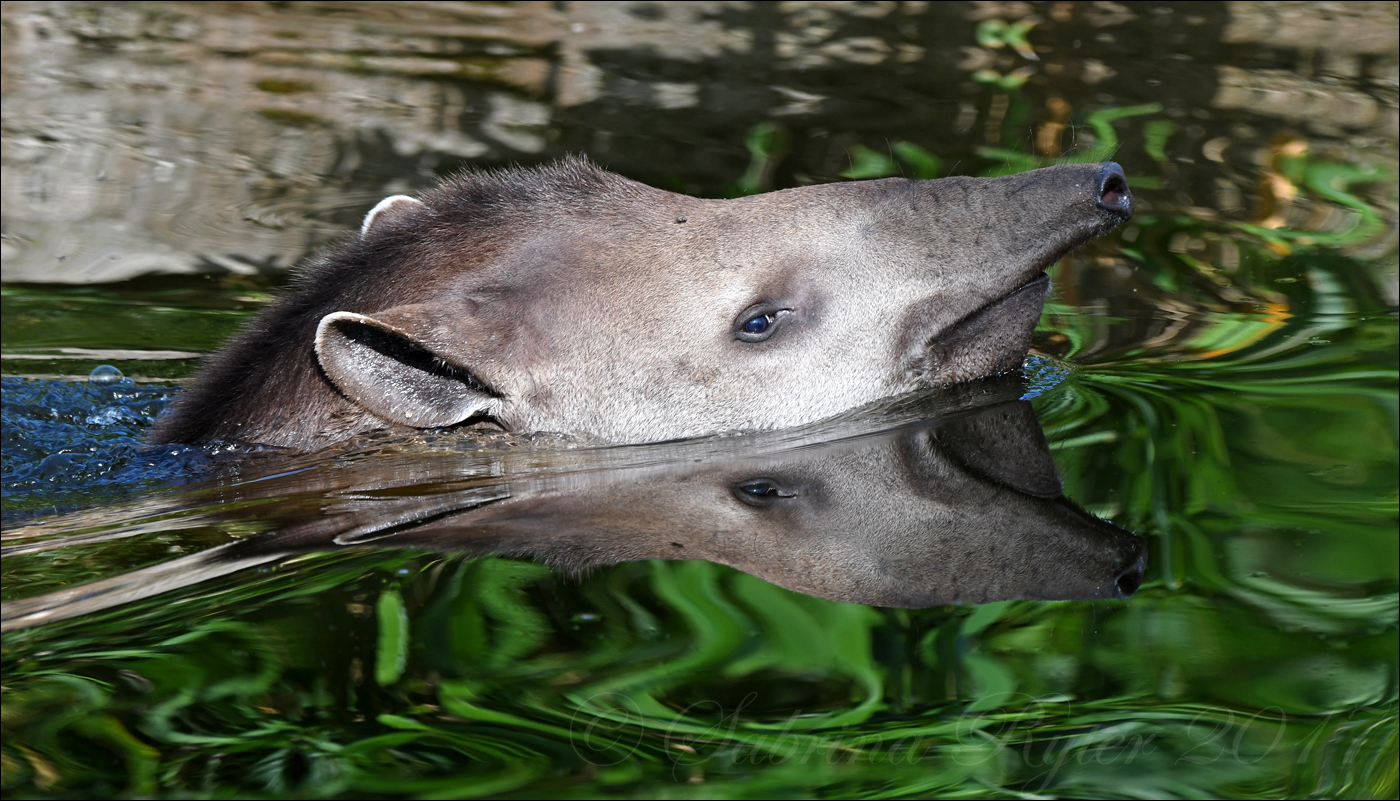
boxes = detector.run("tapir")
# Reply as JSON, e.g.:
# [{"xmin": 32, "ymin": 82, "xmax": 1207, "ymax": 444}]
[
  {"xmin": 150, "ymin": 156, "xmax": 1133, "ymax": 449},
  {"xmin": 7, "ymin": 380, "xmax": 1145, "ymax": 630}
]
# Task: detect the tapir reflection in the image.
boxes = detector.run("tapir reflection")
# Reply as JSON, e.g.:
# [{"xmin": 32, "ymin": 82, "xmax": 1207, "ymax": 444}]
[
  {"xmin": 3, "ymin": 391, "xmax": 1145, "ymax": 630},
  {"xmin": 360, "ymin": 400, "xmax": 1146, "ymax": 607}
]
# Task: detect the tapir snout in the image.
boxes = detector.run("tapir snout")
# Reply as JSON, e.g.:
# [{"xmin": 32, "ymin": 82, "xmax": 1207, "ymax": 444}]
[{"xmin": 151, "ymin": 157, "xmax": 1132, "ymax": 450}]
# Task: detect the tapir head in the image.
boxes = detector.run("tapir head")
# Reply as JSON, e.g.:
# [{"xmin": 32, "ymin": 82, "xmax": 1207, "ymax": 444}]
[{"xmin": 155, "ymin": 157, "xmax": 1132, "ymax": 448}]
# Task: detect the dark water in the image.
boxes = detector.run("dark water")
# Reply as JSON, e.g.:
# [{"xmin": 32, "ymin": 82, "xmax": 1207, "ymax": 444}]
[{"xmin": 2, "ymin": 2, "xmax": 1397, "ymax": 798}]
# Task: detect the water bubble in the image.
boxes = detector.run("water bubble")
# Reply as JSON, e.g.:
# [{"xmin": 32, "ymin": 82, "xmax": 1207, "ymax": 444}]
[
  {"xmin": 85, "ymin": 407, "xmax": 125, "ymax": 426},
  {"xmin": 38, "ymin": 452, "xmax": 76, "ymax": 479},
  {"xmin": 89, "ymin": 365, "xmax": 125, "ymax": 383}
]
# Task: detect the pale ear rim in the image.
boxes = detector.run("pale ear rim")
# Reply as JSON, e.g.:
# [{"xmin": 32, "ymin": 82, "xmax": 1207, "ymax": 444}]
[{"xmin": 361, "ymin": 195, "xmax": 424, "ymax": 237}]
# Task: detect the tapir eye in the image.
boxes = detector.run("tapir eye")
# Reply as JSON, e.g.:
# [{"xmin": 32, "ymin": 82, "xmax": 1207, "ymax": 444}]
[
  {"xmin": 734, "ymin": 308, "xmax": 792, "ymax": 342},
  {"xmin": 731, "ymin": 478, "xmax": 796, "ymax": 508}
]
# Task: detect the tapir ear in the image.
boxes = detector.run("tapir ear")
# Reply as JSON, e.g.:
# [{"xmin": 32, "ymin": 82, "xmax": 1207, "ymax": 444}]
[
  {"xmin": 361, "ymin": 195, "xmax": 424, "ymax": 237},
  {"xmin": 315, "ymin": 310, "xmax": 498, "ymax": 428}
]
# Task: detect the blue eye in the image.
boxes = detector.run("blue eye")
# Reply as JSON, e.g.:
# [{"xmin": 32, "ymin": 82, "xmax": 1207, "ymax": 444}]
[
  {"xmin": 743, "ymin": 314, "xmax": 772, "ymax": 335},
  {"xmin": 735, "ymin": 307, "xmax": 791, "ymax": 342},
  {"xmin": 732, "ymin": 478, "xmax": 796, "ymax": 507}
]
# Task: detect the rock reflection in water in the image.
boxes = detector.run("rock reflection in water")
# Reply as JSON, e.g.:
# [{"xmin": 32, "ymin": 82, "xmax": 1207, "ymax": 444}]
[{"xmin": 3, "ymin": 378, "xmax": 1145, "ymax": 630}]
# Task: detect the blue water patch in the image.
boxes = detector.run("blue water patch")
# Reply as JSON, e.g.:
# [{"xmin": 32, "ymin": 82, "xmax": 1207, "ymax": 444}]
[
  {"xmin": 1, "ymin": 374, "xmax": 220, "ymax": 523},
  {"xmin": 1021, "ymin": 355, "xmax": 1074, "ymax": 400}
]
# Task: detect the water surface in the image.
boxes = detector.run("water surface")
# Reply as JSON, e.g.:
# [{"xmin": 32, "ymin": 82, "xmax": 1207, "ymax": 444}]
[{"xmin": 2, "ymin": 2, "xmax": 1396, "ymax": 798}]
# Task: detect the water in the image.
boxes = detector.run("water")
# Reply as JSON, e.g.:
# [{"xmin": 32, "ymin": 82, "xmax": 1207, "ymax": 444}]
[{"xmin": 2, "ymin": 2, "xmax": 1396, "ymax": 798}]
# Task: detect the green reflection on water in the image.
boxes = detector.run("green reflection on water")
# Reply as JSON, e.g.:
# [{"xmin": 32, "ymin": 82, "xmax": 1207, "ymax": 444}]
[
  {"xmin": 1, "ymin": 276, "xmax": 274, "ymax": 382},
  {"xmin": 3, "ymin": 544, "xmax": 1395, "ymax": 797}
]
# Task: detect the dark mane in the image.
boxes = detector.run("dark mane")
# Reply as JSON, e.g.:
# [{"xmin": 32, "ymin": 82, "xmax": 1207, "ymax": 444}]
[
  {"xmin": 426, "ymin": 154, "xmax": 641, "ymax": 218},
  {"xmin": 149, "ymin": 156, "xmax": 632, "ymax": 448}
]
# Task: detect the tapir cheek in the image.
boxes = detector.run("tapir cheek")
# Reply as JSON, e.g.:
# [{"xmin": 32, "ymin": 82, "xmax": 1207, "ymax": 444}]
[
  {"xmin": 672, "ymin": 357, "xmax": 720, "ymax": 387},
  {"xmin": 525, "ymin": 382, "xmax": 555, "ymax": 407}
]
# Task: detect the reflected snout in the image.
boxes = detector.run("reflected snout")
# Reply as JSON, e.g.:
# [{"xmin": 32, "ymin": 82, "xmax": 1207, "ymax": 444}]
[
  {"xmin": 1113, "ymin": 548, "xmax": 1147, "ymax": 598},
  {"xmin": 1095, "ymin": 162, "xmax": 1134, "ymax": 221}
]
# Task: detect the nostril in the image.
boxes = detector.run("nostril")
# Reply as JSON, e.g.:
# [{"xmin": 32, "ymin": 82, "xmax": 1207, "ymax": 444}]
[
  {"xmin": 1101, "ymin": 175, "xmax": 1126, "ymax": 206},
  {"xmin": 1114, "ymin": 560, "xmax": 1143, "ymax": 597},
  {"xmin": 1096, "ymin": 162, "xmax": 1132, "ymax": 217}
]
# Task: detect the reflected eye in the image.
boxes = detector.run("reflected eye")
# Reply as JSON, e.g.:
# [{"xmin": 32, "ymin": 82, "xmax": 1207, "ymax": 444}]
[{"xmin": 731, "ymin": 478, "xmax": 796, "ymax": 507}]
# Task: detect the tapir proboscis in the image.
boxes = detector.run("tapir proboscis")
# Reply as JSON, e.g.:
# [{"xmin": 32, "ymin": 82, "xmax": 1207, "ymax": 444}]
[{"xmin": 150, "ymin": 157, "xmax": 1133, "ymax": 449}]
